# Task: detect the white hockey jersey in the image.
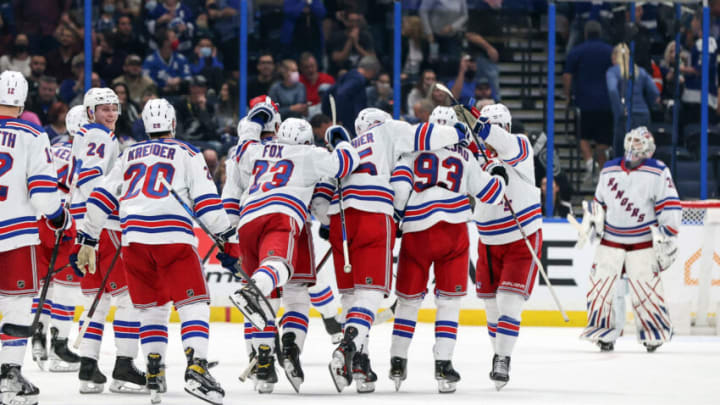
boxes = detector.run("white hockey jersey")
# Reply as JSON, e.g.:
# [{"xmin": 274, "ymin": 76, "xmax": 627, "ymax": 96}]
[
  {"xmin": 222, "ymin": 136, "xmax": 360, "ymax": 230},
  {"xmin": 51, "ymin": 141, "xmax": 72, "ymax": 195},
  {"xmin": 0, "ymin": 118, "xmax": 63, "ymax": 252},
  {"xmin": 326, "ymin": 120, "xmax": 468, "ymax": 217},
  {"xmin": 391, "ymin": 144, "xmax": 505, "ymax": 234},
  {"xmin": 70, "ymin": 123, "xmax": 120, "ymax": 229},
  {"xmin": 79, "ymin": 138, "xmax": 229, "ymax": 246},
  {"xmin": 594, "ymin": 157, "xmax": 681, "ymax": 244},
  {"xmin": 473, "ymin": 125, "xmax": 542, "ymax": 245}
]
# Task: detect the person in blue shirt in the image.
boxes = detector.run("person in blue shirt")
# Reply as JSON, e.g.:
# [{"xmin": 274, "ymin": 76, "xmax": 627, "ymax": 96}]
[
  {"xmin": 447, "ymin": 54, "xmax": 497, "ymax": 106},
  {"xmin": 322, "ymin": 56, "xmax": 380, "ymax": 137},
  {"xmin": 142, "ymin": 29, "xmax": 191, "ymax": 95}
]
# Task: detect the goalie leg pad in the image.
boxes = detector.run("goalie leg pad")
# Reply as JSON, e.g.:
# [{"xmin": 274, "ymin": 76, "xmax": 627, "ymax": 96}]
[
  {"xmin": 625, "ymin": 248, "xmax": 673, "ymax": 345},
  {"xmin": 580, "ymin": 244, "xmax": 625, "ymax": 343}
]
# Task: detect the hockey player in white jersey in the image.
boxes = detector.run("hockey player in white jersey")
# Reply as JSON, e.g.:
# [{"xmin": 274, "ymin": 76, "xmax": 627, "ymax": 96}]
[
  {"xmin": 0, "ymin": 70, "xmax": 72, "ymax": 405},
  {"xmin": 324, "ymin": 107, "xmax": 472, "ymax": 394},
  {"xmin": 462, "ymin": 103, "xmax": 543, "ymax": 390},
  {"xmin": 388, "ymin": 106, "xmax": 507, "ymax": 393},
  {"xmin": 68, "ymin": 88, "xmax": 145, "ymax": 393},
  {"xmin": 578, "ymin": 126, "xmax": 679, "ymax": 352},
  {"xmin": 74, "ymin": 98, "xmax": 232, "ymax": 404},
  {"xmin": 30, "ymin": 105, "xmax": 87, "ymax": 373}
]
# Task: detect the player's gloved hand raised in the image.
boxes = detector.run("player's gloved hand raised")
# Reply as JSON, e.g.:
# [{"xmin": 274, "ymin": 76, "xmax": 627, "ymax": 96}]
[
  {"xmin": 247, "ymin": 103, "xmax": 274, "ymax": 126},
  {"xmin": 483, "ymin": 158, "xmax": 509, "ymax": 185},
  {"xmin": 318, "ymin": 224, "xmax": 330, "ymax": 241},
  {"xmin": 325, "ymin": 125, "xmax": 351, "ymax": 148},
  {"xmin": 453, "ymin": 122, "xmax": 473, "ymax": 148},
  {"xmin": 472, "ymin": 116, "xmax": 491, "ymax": 140}
]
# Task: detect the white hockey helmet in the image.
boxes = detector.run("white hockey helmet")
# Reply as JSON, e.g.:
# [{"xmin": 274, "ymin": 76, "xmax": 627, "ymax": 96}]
[
  {"xmin": 480, "ymin": 103, "xmax": 512, "ymax": 132},
  {"xmin": 429, "ymin": 106, "xmax": 458, "ymax": 127},
  {"xmin": 355, "ymin": 107, "xmax": 391, "ymax": 135},
  {"xmin": 83, "ymin": 87, "xmax": 121, "ymax": 122},
  {"xmin": 624, "ymin": 126, "xmax": 656, "ymax": 162},
  {"xmin": 0, "ymin": 70, "xmax": 28, "ymax": 114},
  {"xmin": 276, "ymin": 118, "xmax": 314, "ymax": 145},
  {"xmin": 65, "ymin": 105, "xmax": 88, "ymax": 137},
  {"xmin": 142, "ymin": 98, "xmax": 176, "ymax": 136},
  {"xmin": 249, "ymin": 95, "xmax": 281, "ymax": 133}
]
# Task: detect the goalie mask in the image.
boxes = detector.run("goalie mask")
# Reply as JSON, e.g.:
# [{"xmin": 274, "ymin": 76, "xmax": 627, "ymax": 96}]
[
  {"xmin": 429, "ymin": 106, "xmax": 458, "ymax": 127},
  {"xmin": 276, "ymin": 117, "xmax": 313, "ymax": 145},
  {"xmin": 624, "ymin": 126, "xmax": 655, "ymax": 163},
  {"xmin": 355, "ymin": 107, "xmax": 391, "ymax": 135}
]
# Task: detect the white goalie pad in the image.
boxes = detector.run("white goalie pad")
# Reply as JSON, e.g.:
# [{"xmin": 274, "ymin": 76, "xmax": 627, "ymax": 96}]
[
  {"xmin": 580, "ymin": 244, "xmax": 625, "ymax": 343},
  {"xmin": 649, "ymin": 226, "xmax": 678, "ymax": 273}
]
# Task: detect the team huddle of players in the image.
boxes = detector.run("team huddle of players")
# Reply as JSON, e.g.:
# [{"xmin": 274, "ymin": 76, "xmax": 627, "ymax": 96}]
[{"xmin": 0, "ymin": 66, "xmax": 679, "ymax": 405}]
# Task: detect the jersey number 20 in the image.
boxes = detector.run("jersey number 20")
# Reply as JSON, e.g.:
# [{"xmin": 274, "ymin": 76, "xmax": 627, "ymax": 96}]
[{"xmin": 122, "ymin": 162, "xmax": 175, "ymax": 200}]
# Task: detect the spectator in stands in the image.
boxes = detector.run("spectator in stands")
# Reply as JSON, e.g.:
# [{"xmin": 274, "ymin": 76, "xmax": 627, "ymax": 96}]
[
  {"xmin": 428, "ymin": 83, "xmax": 450, "ymax": 109},
  {"xmin": 247, "ymin": 53, "xmax": 275, "ymax": 103},
  {"xmin": 280, "ymin": 0, "xmax": 326, "ymax": 63},
  {"xmin": 96, "ymin": 0, "xmax": 118, "ymax": 33},
  {"xmin": 215, "ymin": 81, "xmax": 238, "ymax": 140},
  {"xmin": 299, "ymin": 52, "xmax": 335, "ymax": 107},
  {"xmin": 43, "ymin": 101, "xmax": 69, "ymax": 144},
  {"xmin": 526, "ymin": 129, "xmax": 573, "ymax": 217},
  {"xmin": 659, "ymin": 41, "xmax": 689, "ymax": 103},
  {"xmin": 113, "ymin": 54, "xmax": 157, "ymax": 106},
  {"xmin": 115, "ymin": 15, "xmax": 146, "ymax": 57},
  {"xmin": 58, "ymin": 54, "xmax": 86, "ymax": 104},
  {"xmin": 142, "ymin": 29, "xmax": 191, "ymax": 95},
  {"xmin": 207, "ymin": 0, "xmax": 241, "ymax": 72},
  {"xmin": 269, "ymin": 59, "xmax": 308, "ymax": 119},
  {"xmin": 681, "ymin": 10, "xmax": 719, "ymax": 135},
  {"xmin": 14, "ymin": 0, "xmax": 69, "ymax": 53},
  {"xmin": 607, "ymin": 43, "xmax": 660, "ymax": 157},
  {"xmin": 407, "ymin": 69, "xmax": 436, "ymax": 118},
  {"xmin": 310, "ymin": 113, "xmax": 332, "ymax": 146},
  {"xmin": 366, "ymin": 71, "xmax": 393, "ymax": 112},
  {"xmin": 563, "ymin": 20, "xmax": 613, "ymax": 182},
  {"xmin": 0, "ymin": 34, "xmax": 31, "ymax": 77},
  {"xmin": 465, "ymin": 7, "xmax": 501, "ymax": 98},
  {"xmin": 401, "ymin": 16, "xmax": 427, "ymax": 79},
  {"xmin": 413, "ymin": 99, "xmax": 433, "ymax": 123},
  {"xmin": 448, "ymin": 54, "xmax": 480, "ymax": 105},
  {"xmin": 112, "ymin": 82, "xmax": 141, "ymax": 146},
  {"xmin": 325, "ymin": 55, "xmax": 380, "ymax": 136},
  {"xmin": 28, "ymin": 75, "xmax": 58, "ymax": 124},
  {"xmin": 327, "ymin": 7, "xmax": 375, "ymax": 76},
  {"xmin": 473, "ymin": 76, "xmax": 496, "ymax": 103},
  {"xmin": 27, "ymin": 55, "xmax": 47, "ymax": 99},
  {"xmin": 190, "ymin": 36, "xmax": 224, "ymax": 91},
  {"xmin": 45, "ymin": 26, "xmax": 81, "ymax": 82},
  {"xmin": 94, "ymin": 32, "xmax": 127, "ymax": 84},
  {"xmin": 146, "ymin": 0, "xmax": 195, "ymax": 55},
  {"xmin": 419, "ymin": 0, "xmax": 467, "ymax": 75},
  {"xmin": 174, "ymin": 75, "xmax": 221, "ymax": 152}
]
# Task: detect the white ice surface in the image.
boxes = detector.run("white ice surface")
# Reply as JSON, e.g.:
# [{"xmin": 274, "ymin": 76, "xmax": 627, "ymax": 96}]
[{"xmin": 25, "ymin": 321, "xmax": 720, "ymax": 405}]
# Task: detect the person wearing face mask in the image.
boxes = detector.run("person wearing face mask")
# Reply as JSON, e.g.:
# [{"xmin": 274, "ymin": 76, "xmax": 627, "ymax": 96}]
[
  {"xmin": 0, "ymin": 34, "xmax": 31, "ymax": 77},
  {"xmin": 146, "ymin": 0, "xmax": 195, "ymax": 56},
  {"xmin": 447, "ymin": 54, "xmax": 483, "ymax": 106},
  {"xmin": 96, "ymin": 0, "xmax": 118, "ymax": 33},
  {"xmin": 268, "ymin": 59, "xmax": 308, "ymax": 119},
  {"xmin": 142, "ymin": 29, "xmax": 191, "ymax": 95},
  {"xmin": 27, "ymin": 55, "xmax": 48, "ymax": 99},
  {"xmin": 190, "ymin": 36, "xmax": 224, "ymax": 91},
  {"xmin": 366, "ymin": 72, "xmax": 393, "ymax": 112}
]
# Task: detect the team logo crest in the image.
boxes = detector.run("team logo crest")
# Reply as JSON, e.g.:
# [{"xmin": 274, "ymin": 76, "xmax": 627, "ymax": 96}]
[
  {"xmin": 365, "ymin": 277, "xmax": 373, "ymax": 284},
  {"xmin": 110, "ymin": 282, "xmax": 117, "ymax": 289},
  {"xmin": 187, "ymin": 289, "xmax": 195, "ymax": 297},
  {"xmin": 17, "ymin": 280, "xmax": 25, "ymax": 288},
  {"xmin": 455, "ymin": 285, "xmax": 462, "ymax": 292},
  {"xmin": 67, "ymin": 274, "xmax": 73, "ymax": 281},
  {"xmin": 268, "ymin": 250, "xmax": 275, "ymax": 256},
  {"xmin": 477, "ymin": 281, "xmax": 482, "ymax": 289}
]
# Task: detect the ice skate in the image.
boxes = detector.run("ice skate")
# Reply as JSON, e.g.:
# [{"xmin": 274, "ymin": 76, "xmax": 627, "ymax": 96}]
[
  {"xmin": 281, "ymin": 333, "xmax": 304, "ymax": 393},
  {"xmin": 78, "ymin": 357, "xmax": 106, "ymax": 394},
  {"xmin": 351, "ymin": 352, "xmax": 377, "ymax": 393},
  {"xmin": 146, "ymin": 353, "xmax": 164, "ymax": 404},
  {"xmin": 229, "ymin": 286, "xmax": 270, "ymax": 331},
  {"xmin": 328, "ymin": 326, "xmax": 357, "ymax": 392},
  {"xmin": 238, "ymin": 349, "xmax": 257, "ymax": 384},
  {"xmin": 30, "ymin": 323, "xmax": 47, "ymax": 371},
  {"xmin": 597, "ymin": 341, "xmax": 614, "ymax": 352},
  {"xmin": 321, "ymin": 315, "xmax": 343, "ymax": 344},
  {"xmin": 48, "ymin": 327, "xmax": 80, "ymax": 372},
  {"xmin": 435, "ymin": 360, "xmax": 460, "ymax": 393},
  {"xmin": 110, "ymin": 356, "xmax": 148, "ymax": 394},
  {"xmin": 644, "ymin": 342, "xmax": 662, "ymax": 353},
  {"xmin": 184, "ymin": 347, "xmax": 225, "ymax": 404},
  {"xmin": 254, "ymin": 344, "xmax": 277, "ymax": 394},
  {"xmin": 388, "ymin": 356, "xmax": 407, "ymax": 391},
  {"xmin": 489, "ymin": 354, "xmax": 510, "ymax": 391},
  {"xmin": 0, "ymin": 364, "xmax": 39, "ymax": 405}
]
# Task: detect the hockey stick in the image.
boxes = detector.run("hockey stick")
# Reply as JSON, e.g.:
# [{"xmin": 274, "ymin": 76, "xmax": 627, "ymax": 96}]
[
  {"xmin": 73, "ymin": 246, "xmax": 122, "ymax": 349},
  {"xmin": 329, "ymin": 94, "xmax": 352, "ymax": 274},
  {"xmin": 315, "ymin": 247, "xmax": 332, "ymax": 273},
  {"xmin": 434, "ymin": 83, "xmax": 569, "ymax": 322},
  {"xmin": 202, "ymin": 244, "xmax": 216, "ymax": 265}
]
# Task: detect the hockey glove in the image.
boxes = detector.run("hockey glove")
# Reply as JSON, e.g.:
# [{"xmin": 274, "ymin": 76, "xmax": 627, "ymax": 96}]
[
  {"xmin": 215, "ymin": 227, "xmax": 237, "ymax": 245},
  {"xmin": 72, "ymin": 232, "xmax": 98, "ymax": 275},
  {"xmin": 247, "ymin": 104, "xmax": 274, "ymax": 126},
  {"xmin": 216, "ymin": 252, "xmax": 240, "ymax": 275},
  {"xmin": 453, "ymin": 122, "xmax": 472, "ymax": 148},
  {"xmin": 650, "ymin": 226, "xmax": 678, "ymax": 274},
  {"xmin": 471, "ymin": 116, "xmax": 492, "ymax": 141},
  {"xmin": 325, "ymin": 125, "xmax": 351, "ymax": 148},
  {"xmin": 46, "ymin": 208, "xmax": 75, "ymax": 241},
  {"xmin": 393, "ymin": 209, "xmax": 404, "ymax": 238},
  {"xmin": 452, "ymin": 104, "xmax": 478, "ymax": 130},
  {"xmin": 483, "ymin": 158, "xmax": 509, "ymax": 185},
  {"xmin": 318, "ymin": 224, "xmax": 330, "ymax": 241}
]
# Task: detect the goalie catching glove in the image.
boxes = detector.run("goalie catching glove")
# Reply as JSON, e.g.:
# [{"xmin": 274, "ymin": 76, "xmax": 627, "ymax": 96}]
[{"xmin": 650, "ymin": 226, "xmax": 678, "ymax": 274}]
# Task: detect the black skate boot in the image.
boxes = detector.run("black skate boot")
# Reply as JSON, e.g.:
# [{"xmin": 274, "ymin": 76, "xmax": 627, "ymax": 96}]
[
  {"xmin": 389, "ymin": 356, "xmax": 407, "ymax": 391},
  {"xmin": 644, "ymin": 342, "xmax": 662, "ymax": 353},
  {"xmin": 255, "ymin": 344, "xmax": 278, "ymax": 394},
  {"xmin": 78, "ymin": 357, "xmax": 106, "ymax": 394},
  {"xmin": 49, "ymin": 327, "xmax": 80, "ymax": 372},
  {"xmin": 281, "ymin": 332, "xmax": 304, "ymax": 393},
  {"xmin": 147, "ymin": 353, "xmax": 164, "ymax": 404},
  {"xmin": 328, "ymin": 326, "xmax": 358, "ymax": 392},
  {"xmin": 351, "ymin": 352, "xmax": 377, "ymax": 393},
  {"xmin": 30, "ymin": 323, "xmax": 47, "ymax": 371},
  {"xmin": 229, "ymin": 286, "xmax": 271, "ymax": 331},
  {"xmin": 597, "ymin": 341, "xmax": 615, "ymax": 352},
  {"xmin": 0, "ymin": 364, "xmax": 39, "ymax": 405},
  {"xmin": 185, "ymin": 347, "xmax": 225, "ymax": 404},
  {"xmin": 489, "ymin": 354, "xmax": 511, "ymax": 391},
  {"xmin": 435, "ymin": 360, "xmax": 461, "ymax": 393},
  {"xmin": 110, "ymin": 356, "xmax": 147, "ymax": 394},
  {"xmin": 321, "ymin": 315, "xmax": 343, "ymax": 344}
]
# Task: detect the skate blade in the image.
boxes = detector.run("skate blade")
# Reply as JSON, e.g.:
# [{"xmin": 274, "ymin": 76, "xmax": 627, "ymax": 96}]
[
  {"xmin": 229, "ymin": 293, "xmax": 267, "ymax": 331},
  {"xmin": 3, "ymin": 392, "xmax": 39, "ymax": 405},
  {"xmin": 109, "ymin": 379, "xmax": 149, "ymax": 394},
  {"xmin": 391, "ymin": 376, "xmax": 403, "ymax": 392},
  {"xmin": 493, "ymin": 380, "xmax": 508, "ymax": 391},
  {"xmin": 257, "ymin": 381, "xmax": 275, "ymax": 394},
  {"xmin": 184, "ymin": 380, "xmax": 224, "ymax": 405},
  {"xmin": 438, "ymin": 380, "xmax": 457, "ymax": 393},
  {"xmin": 328, "ymin": 358, "xmax": 349, "ymax": 393},
  {"xmin": 282, "ymin": 360, "xmax": 302, "ymax": 393},
  {"xmin": 353, "ymin": 376, "xmax": 375, "ymax": 393},
  {"xmin": 48, "ymin": 359, "xmax": 80, "ymax": 372},
  {"xmin": 79, "ymin": 381, "xmax": 104, "ymax": 394},
  {"xmin": 31, "ymin": 359, "xmax": 47, "ymax": 372},
  {"xmin": 150, "ymin": 389, "xmax": 162, "ymax": 404}
]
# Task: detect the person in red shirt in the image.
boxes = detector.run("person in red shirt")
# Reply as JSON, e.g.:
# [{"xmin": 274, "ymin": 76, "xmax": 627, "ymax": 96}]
[{"xmin": 299, "ymin": 52, "xmax": 335, "ymax": 106}]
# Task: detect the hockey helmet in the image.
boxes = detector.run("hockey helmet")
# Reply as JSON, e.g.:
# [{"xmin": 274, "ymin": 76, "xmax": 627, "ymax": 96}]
[
  {"xmin": 142, "ymin": 98, "xmax": 176, "ymax": 136},
  {"xmin": 248, "ymin": 95, "xmax": 281, "ymax": 133},
  {"xmin": 429, "ymin": 106, "xmax": 458, "ymax": 127},
  {"xmin": 355, "ymin": 107, "xmax": 391, "ymax": 135},
  {"xmin": 480, "ymin": 103, "xmax": 512, "ymax": 133},
  {"xmin": 83, "ymin": 87, "xmax": 121, "ymax": 121},
  {"xmin": 624, "ymin": 126, "xmax": 655, "ymax": 163},
  {"xmin": 65, "ymin": 105, "xmax": 88, "ymax": 137},
  {"xmin": 0, "ymin": 70, "xmax": 28, "ymax": 114},
  {"xmin": 276, "ymin": 118, "xmax": 314, "ymax": 145}
]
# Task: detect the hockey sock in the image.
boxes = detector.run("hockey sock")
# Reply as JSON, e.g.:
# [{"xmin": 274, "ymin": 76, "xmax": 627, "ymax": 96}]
[
  {"xmin": 338, "ymin": 292, "xmax": 354, "ymax": 326},
  {"xmin": 252, "ymin": 259, "xmax": 290, "ymax": 296},
  {"xmin": 31, "ymin": 293, "xmax": 52, "ymax": 335},
  {"xmin": 243, "ymin": 322, "xmax": 254, "ymax": 356},
  {"xmin": 434, "ymin": 296, "xmax": 461, "ymax": 361},
  {"xmin": 280, "ymin": 284, "xmax": 310, "ymax": 350},
  {"xmin": 49, "ymin": 284, "xmax": 78, "ymax": 339},
  {"xmin": 308, "ymin": 284, "xmax": 337, "ymax": 319},
  {"xmin": 112, "ymin": 291, "xmax": 140, "ymax": 358},
  {"xmin": 390, "ymin": 297, "xmax": 421, "ymax": 359},
  {"xmin": 139, "ymin": 304, "xmax": 171, "ymax": 360},
  {"xmin": 177, "ymin": 303, "xmax": 210, "ymax": 360},
  {"xmin": 252, "ymin": 298, "xmax": 280, "ymax": 352},
  {"xmin": 79, "ymin": 293, "xmax": 111, "ymax": 360},
  {"xmin": 0, "ymin": 295, "xmax": 32, "ymax": 365},
  {"xmin": 483, "ymin": 297, "xmax": 499, "ymax": 351},
  {"xmin": 344, "ymin": 289, "xmax": 383, "ymax": 351},
  {"xmin": 495, "ymin": 291, "xmax": 524, "ymax": 357}
]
